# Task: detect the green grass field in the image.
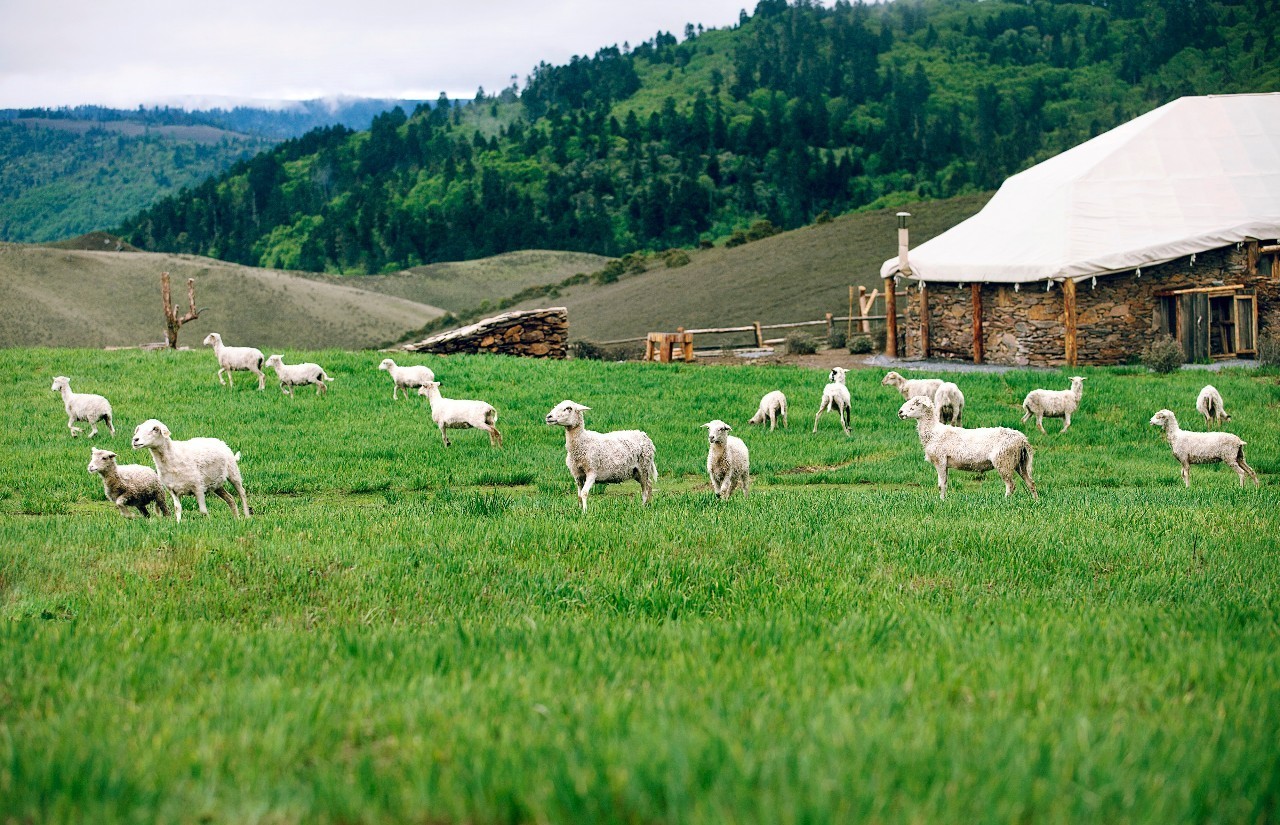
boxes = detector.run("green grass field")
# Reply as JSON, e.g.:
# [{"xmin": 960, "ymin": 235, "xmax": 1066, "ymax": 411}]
[{"xmin": 3, "ymin": 348, "xmax": 1278, "ymax": 824}]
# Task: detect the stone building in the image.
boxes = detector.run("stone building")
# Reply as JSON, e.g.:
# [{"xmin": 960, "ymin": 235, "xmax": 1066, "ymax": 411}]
[{"xmin": 881, "ymin": 93, "xmax": 1280, "ymax": 367}]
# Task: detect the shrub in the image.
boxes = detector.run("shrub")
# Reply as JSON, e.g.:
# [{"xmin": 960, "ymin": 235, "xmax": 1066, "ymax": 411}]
[
  {"xmin": 746, "ymin": 220, "xmax": 780, "ymax": 241},
  {"xmin": 1140, "ymin": 335, "xmax": 1185, "ymax": 373},
  {"xmin": 568, "ymin": 340, "xmax": 607, "ymax": 361},
  {"xmin": 1258, "ymin": 328, "xmax": 1280, "ymax": 367},
  {"xmin": 663, "ymin": 249, "xmax": 691, "ymax": 268},
  {"xmin": 724, "ymin": 230, "xmax": 748, "ymax": 248},
  {"xmin": 814, "ymin": 210, "xmax": 833, "ymax": 224},
  {"xmin": 848, "ymin": 335, "xmax": 874, "ymax": 354},
  {"xmin": 595, "ymin": 259, "xmax": 626, "ymax": 284},
  {"xmin": 873, "ymin": 329, "xmax": 888, "ymax": 352},
  {"xmin": 827, "ymin": 330, "xmax": 846, "ymax": 350},
  {"xmin": 785, "ymin": 332, "xmax": 818, "ymax": 355}
]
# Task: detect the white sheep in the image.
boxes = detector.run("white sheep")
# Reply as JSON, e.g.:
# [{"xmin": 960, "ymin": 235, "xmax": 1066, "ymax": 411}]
[
  {"xmin": 933, "ymin": 381, "xmax": 965, "ymax": 426},
  {"xmin": 1021, "ymin": 376, "xmax": 1086, "ymax": 433},
  {"xmin": 202, "ymin": 332, "xmax": 265, "ymax": 390},
  {"xmin": 50, "ymin": 376, "xmax": 114, "ymax": 438},
  {"xmin": 1196, "ymin": 385, "xmax": 1231, "ymax": 429},
  {"xmin": 417, "ymin": 381, "xmax": 502, "ymax": 447},
  {"xmin": 1149, "ymin": 409, "xmax": 1257, "ymax": 488},
  {"xmin": 378, "ymin": 358, "xmax": 435, "ymax": 400},
  {"xmin": 813, "ymin": 367, "xmax": 851, "ymax": 435},
  {"xmin": 545, "ymin": 400, "xmax": 657, "ymax": 512},
  {"xmin": 882, "ymin": 371, "xmax": 944, "ymax": 401},
  {"xmin": 703, "ymin": 419, "xmax": 749, "ymax": 500},
  {"xmin": 131, "ymin": 418, "xmax": 250, "ymax": 523},
  {"xmin": 747, "ymin": 390, "xmax": 788, "ymax": 430},
  {"xmin": 898, "ymin": 396, "xmax": 1038, "ymax": 500},
  {"xmin": 87, "ymin": 447, "xmax": 169, "ymax": 519},
  {"xmin": 264, "ymin": 354, "xmax": 333, "ymax": 396}
]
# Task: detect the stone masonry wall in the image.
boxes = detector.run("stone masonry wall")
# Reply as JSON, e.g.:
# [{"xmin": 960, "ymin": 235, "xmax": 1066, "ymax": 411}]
[{"xmin": 402, "ymin": 307, "xmax": 568, "ymax": 358}]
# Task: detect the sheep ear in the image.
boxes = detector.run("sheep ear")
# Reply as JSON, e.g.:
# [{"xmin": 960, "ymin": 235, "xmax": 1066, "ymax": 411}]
[
  {"xmin": 701, "ymin": 422, "xmax": 711, "ymax": 428},
  {"xmin": 572, "ymin": 403, "xmax": 591, "ymax": 412},
  {"xmin": 723, "ymin": 423, "xmax": 732, "ymax": 431}
]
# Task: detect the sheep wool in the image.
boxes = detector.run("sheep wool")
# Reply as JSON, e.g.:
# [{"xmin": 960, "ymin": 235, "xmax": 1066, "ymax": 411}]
[
  {"xmin": 933, "ymin": 381, "xmax": 965, "ymax": 427},
  {"xmin": 814, "ymin": 367, "xmax": 851, "ymax": 435},
  {"xmin": 378, "ymin": 358, "xmax": 435, "ymax": 400},
  {"xmin": 1021, "ymin": 376, "xmax": 1086, "ymax": 433},
  {"xmin": 202, "ymin": 332, "xmax": 266, "ymax": 390},
  {"xmin": 87, "ymin": 448, "xmax": 169, "ymax": 518},
  {"xmin": 50, "ymin": 376, "xmax": 114, "ymax": 438},
  {"xmin": 703, "ymin": 419, "xmax": 749, "ymax": 500},
  {"xmin": 747, "ymin": 390, "xmax": 788, "ymax": 430},
  {"xmin": 1149, "ymin": 409, "xmax": 1257, "ymax": 488},
  {"xmin": 1196, "ymin": 385, "xmax": 1231, "ymax": 429},
  {"xmin": 882, "ymin": 371, "xmax": 944, "ymax": 401},
  {"xmin": 898, "ymin": 396, "xmax": 1037, "ymax": 500},
  {"xmin": 417, "ymin": 381, "xmax": 502, "ymax": 447},
  {"xmin": 545, "ymin": 400, "xmax": 657, "ymax": 512},
  {"xmin": 131, "ymin": 418, "xmax": 250, "ymax": 523},
  {"xmin": 265, "ymin": 354, "xmax": 333, "ymax": 395}
]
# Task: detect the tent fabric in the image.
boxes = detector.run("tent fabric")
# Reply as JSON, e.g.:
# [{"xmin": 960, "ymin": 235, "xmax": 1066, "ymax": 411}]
[{"xmin": 880, "ymin": 93, "xmax": 1280, "ymax": 285}]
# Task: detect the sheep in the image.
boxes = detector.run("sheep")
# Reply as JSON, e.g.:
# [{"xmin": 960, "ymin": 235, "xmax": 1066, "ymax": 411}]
[
  {"xmin": 933, "ymin": 381, "xmax": 965, "ymax": 426},
  {"xmin": 1149, "ymin": 409, "xmax": 1257, "ymax": 488},
  {"xmin": 703, "ymin": 419, "xmax": 750, "ymax": 500},
  {"xmin": 87, "ymin": 447, "xmax": 169, "ymax": 519},
  {"xmin": 813, "ymin": 367, "xmax": 851, "ymax": 435},
  {"xmin": 416, "ymin": 381, "xmax": 502, "ymax": 447},
  {"xmin": 882, "ymin": 371, "xmax": 944, "ymax": 401},
  {"xmin": 50, "ymin": 376, "xmax": 114, "ymax": 438},
  {"xmin": 898, "ymin": 395, "xmax": 1037, "ymax": 500},
  {"xmin": 202, "ymin": 332, "xmax": 265, "ymax": 390},
  {"xmin": 131, "ymin": 418, "xmax": 250, "ymax": 523},
  {"xmin": 378, "ymin": 358, "xmax": 435, "ymax": 400},
  {"xmin": 545, "ymin": 400, "xmax": 657, "ymax": 512},
  {"xmin": 1021, "ymin": 376, "xmax": 1086, "ymax": 433},
  {"xmin": 747, "ymin": 390, "xmax": 788, "ymax": 431},
  {"xmin": 1196, "ymin": 385, "xmax": 1231, "ymax": 429},
  {"xmin": 264, "ymin": 354, "xmax": 333, "ymax": 396}
]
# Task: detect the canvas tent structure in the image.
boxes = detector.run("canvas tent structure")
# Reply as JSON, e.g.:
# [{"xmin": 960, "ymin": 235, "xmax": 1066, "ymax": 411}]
[{"xmin": 880, "ymin": 93, "xmax": 1280, "ymax": 366}]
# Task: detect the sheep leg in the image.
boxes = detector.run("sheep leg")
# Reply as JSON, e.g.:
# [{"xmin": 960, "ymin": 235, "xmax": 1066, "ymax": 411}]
[
  {"xmin": 1061, "ymin": 412, "xmax": 1071, "ymax": 433},
  {"xmin": 135, "ymin": 502, "xmax": 150, "ymax": 518},
  {"xmin": 170, "ymin": 491, "xmax": 183, "ymax": 523},
  {"xmin": 840, "ymin": 403, "xmax": 850, "ymax": 436},
  {"xmin": 1021, "ymin": 407, "xmax": 1031, "ymax": 424},
  {"xmin": 114, "ymin": 497, "xmax": 134, "ymax": 518},
  {"xmin": 68, "ymin": 418, "xmax": 81, "ymax": 436},
  {"xmin": 782, "ymin": 407, "xmax": 788, "ymax": 429},
  {"xmin": 1036, "ymin": 415, "xmax": 1046, "ymax": 434},
  {"xmin": 105, "ymin": 415, "xmax": 115, "ymax": 436},
  {"xmin": 214, "ymin": 486, "xmax": 238, "ymax": 514},
  {"xmin": 439, "ymin": 425, "xmax": 451, "ymax": 447},
  {"xmin": 154, "ymin": 494, "xmax": 170, "ymax": 518},
  {"xmin": 486, "ymin": 424, "xmax": 503, "ymax": 448},
  {"xmin": 229, "ymin": 473, "xmax": 250, "ymax": 517},
  {"xmin": 194, "ymin": 487, "xmax": 209, "ymax": 515},
  {"xmin": 578, "ymin": 471, "xmax": 596, "ymax": 512},
  {"xmin": 741, "ymin": 473, "xmax": 750, "ymax": 498},
  {"xmin": 768, "ymin": 411, "xmax": 776, "ymax": 431},
  {"xmin": 1180, "ymin": 460, "xmax": 1191, "ymax": 487},
  {"xmin": 254, "ymin": 368, "xmax": 265, "ymax": 391},
  {"xmin": 87, "ymin": 422, "xmax": 99, "ymax": 438},
  {"xmin": 217, "ymin": 367, "xmax": 227, "ymax": 386},
  {"xmin": 812, "ymin": 400, "xmax": 828, "ymax": 433},
  {"xmin": 316, "ymin": 382, "xmax": 326, "ymax": 395},
  {"xmin": 1236, "ymin": 453, "xmax": 1259, "ymax": 487},
  {"xmin": 1001, "ymin": 470, "xmax": 1016, "ymax": 497},
  {"xmin": 935, "ymin": 463, "xmax": 949, "ymax": 500}
]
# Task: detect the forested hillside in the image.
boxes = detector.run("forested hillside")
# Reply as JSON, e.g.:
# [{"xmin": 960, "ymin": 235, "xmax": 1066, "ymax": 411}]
[{"xmin": 120, "ymin": 0, "xmax": 1280, "ymax": 274}]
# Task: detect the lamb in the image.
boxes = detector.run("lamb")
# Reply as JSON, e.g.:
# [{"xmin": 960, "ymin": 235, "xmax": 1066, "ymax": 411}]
[
  {"xmin": 1021, "ymin": 376, "xmax": 1086, "ymax": 433},
  {"xmin": 378, "ymin": 358, "xmax": 435, "ymax": 400},
  {"xmin": 813, "ymin": 367, "xmax": 851, "ymax": 435},
  {"xmin": 264, "ymin": 354, "xmax": 333, "ymax": 396},
  {"xmin": 131, "ymin": 418, "xmax": 250, "ymax": 523},
  {"xmin": 545, "ymin": 400, "xmax": 657, "ymax": 512},
  {"xmin": 933, "ymin": 381, "xmax": 965, "ymax": 426},
  {"xmin": 703, "ymin": 419, "xmax": 750, "ymax": 500},
  {"xmin": 1149, "ymin": 409, "xmax": 1257, "ymax": 488},
  {"xmin": 417, "ymin": 381, "xmax": 502, "ymax": 447},
  {"xmin": 202, "ymin": 332, "xmax": 265, "ymax": 390},
  {"xmin": 898, "ymin": 395, "xmax": 1037, "ymax": 500},
  {"xmin": 1196, "ymin": 385, "xmax": 1231, "ymax": 429},
  {"xmin": 50, "ymin": 376, "xmax": 114, "ymax": 438},
  {"xmin": 747, "ymin": 390, "xmax": 788, "ymax": 431},
  {"xmin": 87, "ymin": 448, "xmax": 169, "ymax": 519},
  {"xmin": 881, "ymin": 371, "xmax": 944, "ymax": 401}
]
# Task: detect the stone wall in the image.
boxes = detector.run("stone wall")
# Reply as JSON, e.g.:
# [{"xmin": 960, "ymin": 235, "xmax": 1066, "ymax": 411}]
[
  {"xmin": 401, "ymin": 307, "xmax": 568, "ymax": 358},
  {"xmin": 904, "ymin": 243, "xmax": 1279, "ymax": 366}
]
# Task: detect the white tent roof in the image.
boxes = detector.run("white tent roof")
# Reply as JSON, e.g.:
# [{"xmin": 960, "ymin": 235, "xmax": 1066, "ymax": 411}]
[{"xmin": 880, "ymin": 93, "xmax": 1280, "ymax": 284}]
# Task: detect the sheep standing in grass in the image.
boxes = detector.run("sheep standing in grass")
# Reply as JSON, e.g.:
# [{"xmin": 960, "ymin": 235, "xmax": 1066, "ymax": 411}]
[
  {"xmin": 933, "ymin": 381, "xmax": 965, "ymax": 426},
  {"xmin": 1021, "ymin": 376, "xmax": 1086, "ymax": 433},
  {"xmin": 50, "ymin": 376, "xmax": 114, "ymax": 438},
  {"xmin": 131, "ymin": 418, "xmax": 250, "ymax": 523},
  {"xmin": 898, "ymin": 396, "xmax": 1037, "ymax": 500},
  {"xmin": 87, "ymin": 448, "xmax": 169, "ymax": 518},
  {"xmin": 1196, "ymin": 385, "xmax": 1231, "ymax": 429},
  {"xmin": 545, "ymin": 400, "xmax": 657, "ymax": 512},
  {"xmin": 264, "ymin": 354, "xmax": 333, "ymax": 396},
  {"xmin": 882, "ymin": 371, "xmax": 944, "ymax": 401},
  {"xmin": 703, "ymin": 419, "xmax": 749, "ymax": 500},
  {"xmin": 202, "ymin": 332, "xmax": 265, "ymax": 390},
  {"xmin": 813, "ymin": 367, "xmax": 852, "ymax": 435},
  {"xmin": 417, "ymin": 381, "xmax": 502, "ymax": 447},
  {"xmin": 1149, "ymin": 409, "xmax": 1257, "ymax": 488},
  {"xmin": 747, "ymin": 390, "xmax": 788, "ymax": 430},
  {"xmin": 378, "ymin": 358, "xmax": 435, "ymax": 400}
]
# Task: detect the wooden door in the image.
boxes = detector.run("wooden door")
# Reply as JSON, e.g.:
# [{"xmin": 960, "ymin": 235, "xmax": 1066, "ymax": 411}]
[{"xmin": 1235, "ymin": 293, "xmax": 1257, "ymax": 355}]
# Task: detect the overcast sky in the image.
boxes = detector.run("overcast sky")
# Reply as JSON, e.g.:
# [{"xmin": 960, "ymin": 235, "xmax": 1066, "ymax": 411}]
[{"xmin": 0, "ymin": 0, "xmax": 764, "ymax": 110}]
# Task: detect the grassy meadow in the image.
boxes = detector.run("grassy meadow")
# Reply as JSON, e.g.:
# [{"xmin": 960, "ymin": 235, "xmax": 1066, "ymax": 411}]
[{"xmin": 2, "ymin": 347, "xmax": 1279, "ymax": 823}]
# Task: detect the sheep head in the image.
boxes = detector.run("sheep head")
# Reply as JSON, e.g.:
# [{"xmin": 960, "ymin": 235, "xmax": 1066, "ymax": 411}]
[
  {"xmin": 132, "ymin": 419, "xmax": 171, "ymax": 450},
  {"xmin": 898, "ymin": 396, "xmax": 935, "ymax": 421},
  {"xmin": 546, "ymin": 400, "xmax": 590, "ymax": 429},
  {"xmin": 51, "ymin": 376, "xmax": 70, "ymax": 392},
  {"xmin": 265, "ymin": 354, "xmax": 284, "ymax": 369},
  {"xmin": 829, "ymin": 367, "xmax": 849, "ymax": 385},
  {"xmin": 881, "ymin": 371, "xmax": 903, "ymax": 388},
  {"xmin": 377, "ymin": 358, "xmax": 396, "ymax": 371},
  {"xmin": 87, "ymin": 448, "xmax": 117, "ymax": 474},
  {"xmin": 201, "ymin": 333, "xmax": 221, "ymax": 347},
  {"xmin": 702, "ymin": 419, "xmax": 732, "ymax": 444},
  {"xmin": 1149, "ymin": 409, "xmax": 1177, "ymax": 429}
]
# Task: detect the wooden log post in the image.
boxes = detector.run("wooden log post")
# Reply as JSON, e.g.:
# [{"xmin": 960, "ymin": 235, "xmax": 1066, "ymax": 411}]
[
  {"xmin": 918, "ymin": 284, "xmax": 930, "ymax": 359},
  {"xmin": 884, "ymin": 279, "xmax": 898, "ymax": 357},
  {"xmin": 970, "ymin": 283, "xmax": 984, "ymax": 364},
  {"xmin": 1063, "ymin": 277, "xmax": 1078, "ymax": 366},
  {"xmin": 753, "ymin": 321, "xmax": 764, "ymax": 348},
  {"xmin": 161, "ymin": 271, "xmax": 205, "ymax": 349},
  {"xmin": 847, "ymin": 286, "xmax": 854, "ymax": 340}
]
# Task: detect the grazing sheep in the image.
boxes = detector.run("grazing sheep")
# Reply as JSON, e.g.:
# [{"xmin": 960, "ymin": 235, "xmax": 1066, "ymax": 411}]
[
  {"xmin": 813, "ymin": 367, "xmax": 851, "ymax": 435},
  {"xmin": 1149, "ymin": 409, "xmax": 1257, "ymax": 488},
  {"xmin": 264, "ymin": 354, "xmax": 333, "ymax": 396},
  {"xmin": 87, "ymin": 448, "xmax": 169, "ymax": 519},
  {"xmin": 882, "ymin": 371, "xmax": 944, "ymax": 401},
  {"xmin": 1196, "ymin": 385, "xmax": 1231, "ymax": 429},
  {"xmin": 50, "ymin": 376, "xmax": 114, "ymax": 438},
  {"xmin": 747, "ymin": 390, "xmax": 788, "ymax": 431},
  {"xmin": 378, "ymin": 358, "xmax": 435, "ymax": 400},
  {"xmin": 131, "ymin": 418, "xmax": 250, "ymax": 523},
  {"xmin": 417, "ymin": 381, "xmax": 502, "ymax": 447},
  {"xmin": 898, "ymin": 396, "xmax": 1038, "ymax": 500},
  {"xmin": 933, "ymin": 381, "xmax": 965, "ymax": 426},
  {"xmin": 1021, "ymin": 376, "xmax": 1086, "ymax": 433},
  {"xmin": 545, "ymin": 400, "xmax": 657, "ymax": 512},
  {"xmin": 202, "ymin": 332, "xmax": 265, "ymax": 390},
  {"xmin": 703, "ymin": 419, "xmax": 750, "ymax": 500}
]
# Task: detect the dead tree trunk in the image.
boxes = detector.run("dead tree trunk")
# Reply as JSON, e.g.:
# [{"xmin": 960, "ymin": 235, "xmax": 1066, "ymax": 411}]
[{"xmin": 161, "ymin": 271, "xmax": 205, "ymax": 348}]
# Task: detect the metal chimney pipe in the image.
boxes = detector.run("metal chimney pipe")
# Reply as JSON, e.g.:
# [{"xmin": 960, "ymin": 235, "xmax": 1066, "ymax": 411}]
[{"xmin": 897, "ymin": 212, "xmax": 912, "ymax": 276}]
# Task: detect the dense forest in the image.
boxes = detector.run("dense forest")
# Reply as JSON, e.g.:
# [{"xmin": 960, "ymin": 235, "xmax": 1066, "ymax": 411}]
[{"xmin": 119, "ymin": 0, "xmax": 1280, "ymax": 274}]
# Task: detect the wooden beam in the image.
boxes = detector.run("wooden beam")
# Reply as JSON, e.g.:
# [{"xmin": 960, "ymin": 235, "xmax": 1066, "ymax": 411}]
[
  {"xmin": 970, "ymin": 283, "xmax": 984, "ymax": 364},
  {"xmin": 919, "ymin": 284, "xmax": 930, "ymax": 359},
  {"xmin": 1063, "ymin": 277, "xmax": 1078, "ymax": 367},
  {"xmin": 884, "ymin": 278, "xmax": 898, "ymax": 357}
]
